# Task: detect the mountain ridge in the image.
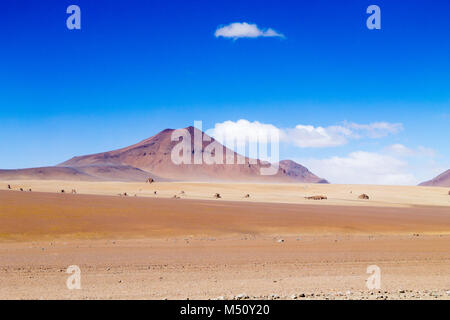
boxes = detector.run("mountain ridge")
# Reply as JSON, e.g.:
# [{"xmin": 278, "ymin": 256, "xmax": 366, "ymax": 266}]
[{"xmin": 1, "ymin": 126, "xmax": 328, "ymax": 183}]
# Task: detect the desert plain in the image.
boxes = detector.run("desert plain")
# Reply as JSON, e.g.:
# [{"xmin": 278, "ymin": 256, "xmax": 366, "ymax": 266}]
[{"xmin": 0, "ymin": 180, "xmax": 449, "ymax": 299}]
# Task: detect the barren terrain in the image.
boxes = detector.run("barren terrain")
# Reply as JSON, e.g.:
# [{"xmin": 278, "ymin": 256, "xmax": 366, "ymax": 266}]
[{"xmin": 0, "ymin": 182, "xmax": 449, "ymax": 299}]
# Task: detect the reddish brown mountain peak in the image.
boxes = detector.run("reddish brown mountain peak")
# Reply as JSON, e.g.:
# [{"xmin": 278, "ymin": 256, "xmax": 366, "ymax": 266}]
[{"xmin": 3, "ymin": 127, "xmax": 329, "ymax": 183}]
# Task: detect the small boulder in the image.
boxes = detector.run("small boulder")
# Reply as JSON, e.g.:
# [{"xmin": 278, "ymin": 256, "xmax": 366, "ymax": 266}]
[
  {"xmin": 305, "ymin": 195, "xmax": 327, "ymax": 200},
  {"xmin": 235, "ymin": 293, "xmax": 248, "ymax": 300}
]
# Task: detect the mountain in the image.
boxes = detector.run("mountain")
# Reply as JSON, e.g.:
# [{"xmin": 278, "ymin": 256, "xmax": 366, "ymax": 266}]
[
  {"xmin": 1, "ymin": 126, "xmax": 327, "ymax": 183},
  {"xmin": 0, "ymin": 165, "xmax": 161, "ymax": 182},
  {"xmin": 278, "ymin": 160, "xmax": 329, "ymax": 184},
  {"xmin": 419, "ymin": 170, "xmax": 450, "ymax": 187}
]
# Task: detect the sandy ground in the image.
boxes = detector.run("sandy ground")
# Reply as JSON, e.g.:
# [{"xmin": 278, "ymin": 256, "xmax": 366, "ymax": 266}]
[
  {"xmin": 2, "ymin": 179, "xmax": 450, "ymax": 207},
  {"xmin": 1, "ymin": 235, "xmax": 449, "ymax": 300},
  {"xmin": 0, "ymin": 183, "xmax": 449, "ymax": 300}
]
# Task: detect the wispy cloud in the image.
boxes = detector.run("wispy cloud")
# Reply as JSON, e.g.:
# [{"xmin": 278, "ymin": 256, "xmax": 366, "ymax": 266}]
[
  {"xmin": 215, "ymin": 22, "xmax": 284, "ymax": 39},
  {"xmin": 385, "ymin": 144, "xmax": 436, "ymax": 157},
  {"xmin": 283, "ymin": 125, "xmax": 352, "ymax": 148},
  {"xmin": 347, "ymin": 122, "xmax": 403, "ymax": 138}
]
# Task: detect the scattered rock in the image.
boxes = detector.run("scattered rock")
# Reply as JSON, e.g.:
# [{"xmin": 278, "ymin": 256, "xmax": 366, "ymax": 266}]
[
  {"xmin": 277, "ymin": 239, "xmax": 284, "ymax": 243},
  {"xmin": 290, "ymin": 294, "xmax": 297, "ymax": 299},
  {"xmin": 358, "ymin": 194, "xmax": 369, "ymax": 200},
  {"xmin": 214, "ymin": 193, "xmax": 221, "ymax": 199},
  {"xmin": 304, "ymin": 195, "xmax": 327, "ymax": 200},
  {"xmin": 235, "ymin": 293, "xmax": 248, "ymax": 300}
]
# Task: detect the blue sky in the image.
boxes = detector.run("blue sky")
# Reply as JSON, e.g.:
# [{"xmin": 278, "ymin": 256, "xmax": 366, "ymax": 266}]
[{"xmin": 0, "ymin": 0, "xmax": 449, "ymax": 184}]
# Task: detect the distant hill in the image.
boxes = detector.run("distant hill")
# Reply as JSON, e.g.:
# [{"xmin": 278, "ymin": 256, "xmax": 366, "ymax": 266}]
[
  {"xmin": 0, "ymin": 165, "xmax": 161, "ymax": 182},
  {"xmin": 278, "ymin": 160, "xmax": 329, "ymax": 184},
  {"xmin": 419, "ymin": 170, "xmax": 450, "ymax": 187},
  {"xmin": 1, "ymin": 126, "xmax": 328, "ymax": 183}
]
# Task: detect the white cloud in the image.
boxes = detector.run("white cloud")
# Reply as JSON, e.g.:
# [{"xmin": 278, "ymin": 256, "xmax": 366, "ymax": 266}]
[
  {"xmin": 215, "ymin": 22, "xmax": 284, "ymax": 39},
  {"xmin": 208, "ymin": 119, "xmax": 402, "ymax": 149},
  {"xmin": 205, "ymin": 120, "xmax": 440, "ymax": 185},
  {"xmin": 206, "ymin": 119, "xmax": 280, "ymax": 148},
  {"xmin": 300, "ymin": 151, "xmax": 417, "ymax": 185}
]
